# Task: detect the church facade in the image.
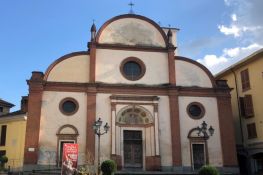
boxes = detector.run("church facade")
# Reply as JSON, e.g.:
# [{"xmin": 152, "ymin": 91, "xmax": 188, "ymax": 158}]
[{"xmin": 23, "ymin": 14, "xmax": 238, "ymax": 173}]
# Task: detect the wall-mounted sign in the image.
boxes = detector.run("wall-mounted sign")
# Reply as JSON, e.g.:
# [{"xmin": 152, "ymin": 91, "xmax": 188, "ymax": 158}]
[{"xmin": 28, "ymin": 148, "xmax": 35, "ymax": 152}]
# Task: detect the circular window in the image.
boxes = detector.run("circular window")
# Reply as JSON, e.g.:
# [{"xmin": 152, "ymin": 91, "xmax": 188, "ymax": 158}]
[
  {"xmin": 187, "ymin": 102, "xmax": 205, "ymax": 119},
  {"xmin": 120, "ymin": 57, "xmax": 146, "ymax": 81},
  {"xmin": 59, "ymin": 98, "xmax": 79, "ymax": 116}
]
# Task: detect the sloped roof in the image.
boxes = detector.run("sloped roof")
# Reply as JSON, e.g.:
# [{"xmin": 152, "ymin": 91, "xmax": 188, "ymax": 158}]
[
  {"xmin": 0, "ymin": 110, "xmax": 26, "ymax": 117},
  {"xmin": 0, "ymin": 99, "xmax": 15, "ymax": 108}
]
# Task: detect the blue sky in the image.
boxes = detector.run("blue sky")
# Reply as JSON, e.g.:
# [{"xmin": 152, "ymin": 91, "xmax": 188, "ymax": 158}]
[{"xmin": 1, "ymin": 0, "xmax": 262, "ymax": 111}]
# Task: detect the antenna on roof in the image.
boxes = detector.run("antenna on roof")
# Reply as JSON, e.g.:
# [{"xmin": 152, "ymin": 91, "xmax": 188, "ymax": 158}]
[{"xmin": 128, "ymin": 1, "xmax": 135, "ymax": 14}]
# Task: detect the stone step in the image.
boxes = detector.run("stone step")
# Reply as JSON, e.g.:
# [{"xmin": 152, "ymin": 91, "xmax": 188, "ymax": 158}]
[
  {"xmin": 115, "ymin": 172, "xmax": 197, "ymax": 175},
  {"xmin": 11, "ymin": 169, "xmax": 238, "ymax": 175}
]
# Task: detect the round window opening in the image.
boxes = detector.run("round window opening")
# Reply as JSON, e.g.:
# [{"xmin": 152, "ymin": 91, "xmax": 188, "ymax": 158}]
[
  {"xmin": 187, "ymin": 102, "xmax": 205, "ymax": 119},
  {"xmin": 59, "ymin": 98, "xmax": 79, "ymax": 116},
  {"xmin": 120, "ymin": 57, "xmax": 146, "ymax": 81}
]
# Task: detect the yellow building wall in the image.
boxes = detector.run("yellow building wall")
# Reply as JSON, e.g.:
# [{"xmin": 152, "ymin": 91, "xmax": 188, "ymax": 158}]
[
  {"xmin": 222, "ymin": 73, "xmax": 243, "ymax": 145},
  {"xmin": 234, "ymin": 57, "xmax": 263, "ymax": 145},
  {"xmin": 0, "ymin": 115, "xmax": 26, "ymax": 170},
  {"xmin": 217, "ymin": 55, "xmax": 263, "ymax": 147}
]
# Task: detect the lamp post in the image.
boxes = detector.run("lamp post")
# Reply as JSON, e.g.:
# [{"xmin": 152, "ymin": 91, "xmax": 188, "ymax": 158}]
[
  {"xmin": 197, "ymin": 121, "xmax": 215, "ymax": 139},
  {"xmin": 92, "ymin": 118, "xmax": 110, "ymax": 175}
]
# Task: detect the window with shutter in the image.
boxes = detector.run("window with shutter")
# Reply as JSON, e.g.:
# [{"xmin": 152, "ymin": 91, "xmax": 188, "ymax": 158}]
[
  {"xmin": 244, "ymin": 95, "xmax": 254, "ymax": 118},
  {"xmin": 247, "ymin": 123, "xmax": 257, "ymax": 139},
  {"xmin": 239, "ymin": 97, "xmax": 245, "ymax": 116},
  {"xmin": 0, "ymin": 125, "xmax": 7, "ymax": 146},
  {"xmin": 241, "ymin": 69, "xmax": 250, "ymax": 91}
]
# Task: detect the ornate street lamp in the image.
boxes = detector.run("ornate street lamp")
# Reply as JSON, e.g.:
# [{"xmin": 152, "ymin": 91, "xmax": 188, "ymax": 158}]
[
  {"xmin": 92, "ymin": 118, "xmax": 110, "ymax": 175},
  {"xmin": 197, "ymin": 121, "xmax": 215, "ymax": 139}
]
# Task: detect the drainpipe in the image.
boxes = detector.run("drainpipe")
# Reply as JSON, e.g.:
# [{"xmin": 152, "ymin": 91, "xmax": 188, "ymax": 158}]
[{"xmin": 231, "ymin": 68, "xmax": 244, "ymax": 145}]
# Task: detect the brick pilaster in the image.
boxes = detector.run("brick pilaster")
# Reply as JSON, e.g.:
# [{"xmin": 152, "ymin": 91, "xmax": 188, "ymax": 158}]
[
  {"xmin": 89, "ymin": 42, "xmax": 96, "ymax": 83},
  {"xmin": 86, "ymin": 87, "xmax": 97, "ymax": 163},
  {"xmin": 168, "ymin": 90, "xmax": 182, "ymax": 166},
  {"xmin": 217, "ymin": 95, "xmax": 238, "ymax": 166},
  {"xmin": 168, "ymin": 47, "xmax": 176, "ymax": 85},
  {"xmin": 24, "ymin": 72, "xmax": 44, "ymax": 164}
]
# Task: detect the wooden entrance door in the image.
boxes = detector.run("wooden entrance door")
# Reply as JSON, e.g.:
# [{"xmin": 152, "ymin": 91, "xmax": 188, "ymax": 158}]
[
  {"xmin": 124, "ymin": 130, "xmax": 143, "ymax": 169},
  {"xmin": 192, "ymin": 143, "xmax": 205, "ymax": 170}
]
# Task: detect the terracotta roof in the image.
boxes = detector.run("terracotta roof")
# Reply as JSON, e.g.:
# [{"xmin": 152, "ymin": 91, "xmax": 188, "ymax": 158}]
[
  {"xmin": 0, "ymin": 110, "xmax": 26, "ymax": 117},
  {"xmin": 0, "ymin": 99, "xmax": 15, "ymax": 108}
]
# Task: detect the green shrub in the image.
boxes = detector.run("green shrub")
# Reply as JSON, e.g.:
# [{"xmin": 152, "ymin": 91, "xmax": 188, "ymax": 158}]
[
  {"xmin": 198, "ymin": 165, "xmax": 220, "ymax": 175},
  {"xmin": 0, "ymin": 155, "xmax": 8, "ymax": 170},
  {"xmin": 101, "ymin": 160, "xmax": 117, "ymax": 175},
  {"xmin": 0, "ymin": 156, "xmax": 8, "ymax": 165}
]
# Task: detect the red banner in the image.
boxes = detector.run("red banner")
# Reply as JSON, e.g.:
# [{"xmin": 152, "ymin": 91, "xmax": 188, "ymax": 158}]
[{"xmin": 61, "ymin": 143, "xmax": 78, "ymax": 175}]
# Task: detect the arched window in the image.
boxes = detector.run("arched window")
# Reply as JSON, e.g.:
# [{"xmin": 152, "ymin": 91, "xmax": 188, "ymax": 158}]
[{"xmin": 120, "ymin": 57, "xmax": 146, "ymax": 81}]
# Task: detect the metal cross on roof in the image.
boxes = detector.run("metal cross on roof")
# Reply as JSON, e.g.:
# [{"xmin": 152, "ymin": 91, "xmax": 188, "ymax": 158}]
[{"xmin": 128, "ymin": 1, "xmax": 135, "ymax": 14}]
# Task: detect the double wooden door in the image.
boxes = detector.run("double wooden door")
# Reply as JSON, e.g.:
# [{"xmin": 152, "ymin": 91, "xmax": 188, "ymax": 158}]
[{"xmin": 123, "ymin": 130, "xmax": 143, "ymax": 169}]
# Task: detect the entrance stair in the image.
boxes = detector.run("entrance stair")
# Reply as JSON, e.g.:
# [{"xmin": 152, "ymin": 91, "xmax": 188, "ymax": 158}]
[{"xmin": 11, "ymin": 169, "xmax": 238, "ymax": 175}]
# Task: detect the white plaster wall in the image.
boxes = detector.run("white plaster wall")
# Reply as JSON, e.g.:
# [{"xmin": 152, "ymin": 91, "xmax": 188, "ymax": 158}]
[
  {"xmin": 99, "ymin": 18, "xmax": 166, "ymax": 47},
  {"xmin": 47, "ymin": 55, "xmax": 90, "ymax": 82},
  {"xmin": 178, "ymin": 96, "xmax": 223, "ymax": 167},
  {"xmin": 145, "ymin": 127, "xmax": 154, "ymax": 156},
  {"xmin": 96, "ymin": 49, "xmax": 169, "ymax": 84},
  {"xmin": 95, "ymin": 94, "xmax": 112, "ymax": 162},
  {"xmin": 158, "ymin": 96, "xmax": 173, "ymax": 167},
  {"xmin": 176, "ymin": 60, "xmax": 212, "ymax": 88},
  {"xmin": 38, "ymin": 91, "xmax": 87, "ymax": 165}
]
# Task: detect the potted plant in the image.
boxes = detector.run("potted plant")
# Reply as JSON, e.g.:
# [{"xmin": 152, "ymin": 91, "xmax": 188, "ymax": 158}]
[
  {"xmin": 198, "ymin": 165, "xmax": 220, "ymax": 175},
  {"xmin": 100, "ymin": 160, "xmax": 116, "ymax": 175}
]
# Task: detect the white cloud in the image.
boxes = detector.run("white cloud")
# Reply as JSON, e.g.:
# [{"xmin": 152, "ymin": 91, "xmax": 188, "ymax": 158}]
[
  {"xmin": 224, "ymin": 0, "xmax": 231, "ymax": 6},
  {"xmin": 197, "ymin": 55, "xmax": 227, "ymax": 67},
  {"xmin": 243, "ymin": 26, "xmax": 262, "ymax": 32},
  {"xmin": 219, "ymin": 0, "xmax": 263, "ymax": 41},
  {"xmin": 218, "ymin": 25, "xmax": 240, "ymax": 37},
  {"xmin": 198, "ymin": 43, "xmax": 263, "ymax": 74},
  {"xmin": 223, "ymin": 47, "xmax": 240, "ymax": 57},
  {"xmin": 231, "ymin": 14, "xmax": 237, "ymax": 21},
  {"xmin": 184, "ymin": 0, "xmax": 263, "ymax": 75}
]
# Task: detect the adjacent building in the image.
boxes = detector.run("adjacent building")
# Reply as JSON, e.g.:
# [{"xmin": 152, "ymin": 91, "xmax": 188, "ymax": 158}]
[
  {"xmin": 0, "ymin": 99, "xmax": 14, "ymax": 116},
  {"xmin": 215, "ymin": 48, "xmax": 263, "ymax": 174},
  {"xmin": 0, "ymin": 97, "xmax": 27, "ymax": 171},
  {"xmin": 23, "ymin": 14, "xmax": 238, "ymax": 174}
]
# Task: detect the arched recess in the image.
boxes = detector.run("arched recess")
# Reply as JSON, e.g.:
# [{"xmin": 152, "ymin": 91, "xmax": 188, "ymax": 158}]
[
  {"xmin": 43, "ymin": 51, "xmax": 89, "ymax": 82},
  {"xmin": 113, "ymin": 105, "xmax": 160, "ymax": 170},
  {"xmin": 188, "ymin": 127, "xmax": 209, "ymax": 170},
  {"xmin": 56, "ymin": 124, "xmax": 79, "ymax": 166},
  {"xmin": 116, "ymin": 105, "xmax": 154, "ymax": 126},
  {"xmin": 175, "ymin": 56, "xmax": 216, "ymax": 88}
]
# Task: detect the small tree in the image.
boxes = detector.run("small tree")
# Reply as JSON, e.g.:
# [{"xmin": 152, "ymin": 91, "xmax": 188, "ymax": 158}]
[
  {"xmin": 77, "ymin": 151, "xmax": 96, "ymax": 175},
  {"xmin": 100, "ymin": 160, "xmax": 116, "ymax": 175},
  {"xmin": 198, "ymin": 165, "xmax": 220, "ymax": 175}
]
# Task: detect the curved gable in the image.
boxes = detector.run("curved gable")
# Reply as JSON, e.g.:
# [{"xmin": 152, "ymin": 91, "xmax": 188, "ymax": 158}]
[
  {"xmin": 175, "ymin": 56, "xmax": 215, "ymax": 88},
  {"xmin": 96, "ymin": 14, "xmax": 167, "ymax": 47},
  {"xmin": 44, "ymin": 51, "xmax": 90, "ymax": 83}
]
